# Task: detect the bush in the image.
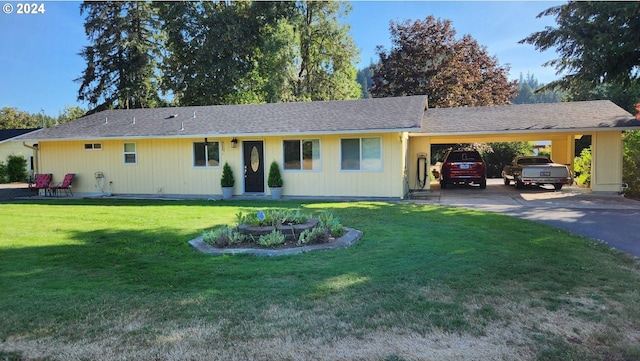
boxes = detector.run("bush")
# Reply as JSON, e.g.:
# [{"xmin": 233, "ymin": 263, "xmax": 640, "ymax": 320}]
[
  {"xmin": 235, "ymin": 209, "xmax": 306, "ymax": 227},
  {"xmin": 203, "ymin": 225, "xmax": 246, "ymax": 247},
  {"xmin": 220, "ymin": 162, "xmax": 234, "ymax": 187},
  {"xmin": 267, "ymin": 161, "xmax": 283, "ymax": 187},
  {"xmin": 623, "ymin": 131, "xmax": 640, "ymax": 198},
  {"xmin": 6, "ymin": 155, "xmax": 28, "ymax": 182},
  {"xmin": 257, "ymin": 229, "xmax": 285, "ymax": 247},
  {"xmin": 574, "ymin": 147, "xmax": 592, "ymax": 186},
  {"xmin": 298, "ymin": 225, "xmax": 330, "ymax": 245},
  {"xmin": 0, "ymin": 161, "xmax": 8, "ymax": 183}
]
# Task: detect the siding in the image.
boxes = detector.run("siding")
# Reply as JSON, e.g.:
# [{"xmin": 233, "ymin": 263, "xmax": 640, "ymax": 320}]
[{"xmin": 38, "ymin": 132, "xmax": 405, "ymax": 198}]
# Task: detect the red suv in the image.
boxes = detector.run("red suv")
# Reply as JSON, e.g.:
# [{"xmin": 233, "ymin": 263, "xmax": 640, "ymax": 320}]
[{"xmin": 439, "ymin": 150, "xmax": 487, "ymax": 189}]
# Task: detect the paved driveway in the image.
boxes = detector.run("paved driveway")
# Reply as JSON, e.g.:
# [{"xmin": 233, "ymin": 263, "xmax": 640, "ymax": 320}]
[{"xmin": 411, "ymin": 179, "xmax": 640, "ymax": 257}]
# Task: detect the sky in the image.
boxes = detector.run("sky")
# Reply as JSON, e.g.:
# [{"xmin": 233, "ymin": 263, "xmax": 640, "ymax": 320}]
[{"xmin": 0, "ymin": 1, "xmax": 564, "ymax": 117}]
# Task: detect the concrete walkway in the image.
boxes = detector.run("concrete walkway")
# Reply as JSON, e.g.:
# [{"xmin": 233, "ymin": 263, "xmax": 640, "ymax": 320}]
[{"xmin": 410, "ymin": 179, "xmax": 640, "ymax": 257}]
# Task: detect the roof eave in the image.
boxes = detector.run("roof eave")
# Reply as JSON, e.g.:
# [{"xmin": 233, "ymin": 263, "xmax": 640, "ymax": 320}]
[{"xmin": 23, "ymin": 127, "xmax": 423, "ymax": 142}]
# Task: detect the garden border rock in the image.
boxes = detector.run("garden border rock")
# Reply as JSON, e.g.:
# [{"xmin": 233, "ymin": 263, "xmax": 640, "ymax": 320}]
[{"xmin": 189, "ymin": 227, "xmax": 362, "ymax": 256}]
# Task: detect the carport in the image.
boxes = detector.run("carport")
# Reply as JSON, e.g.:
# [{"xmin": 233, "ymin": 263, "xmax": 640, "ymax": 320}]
[{"xmin": 406, "ymin": 100, "xmax": 640, "ymax": 194}]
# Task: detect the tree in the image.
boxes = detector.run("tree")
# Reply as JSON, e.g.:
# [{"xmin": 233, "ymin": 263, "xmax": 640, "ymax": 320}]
[
  {"xmin": 0, "ymin": 107, "xmax": 37, "ymax": 129},
  {"xmin": 356, "ymin": 66, "xmax": 374, "ymax": 99},
  {"xmin": 291, "ymin": 1, "xmax": 361, "ymax": 101},
  {"xmin": 370, "ymin": 16, "xmax": 517, "ymax": 107},
  {"xmin": 57, "ymin": 106, "xmax": 87, "ymax": 125},
  {"xmin": 511, "ymin": 73, "xmax": 562, "ymax": 104},
  {"xmin": 521, "ymin": 2, "xmax": 640, "ymax": 94},
  {"xmin": 481, "ymin": 142, "xmax": 534, "ymax": 178},
  {"xmin": 77, "ymin": 1, "xmax": 164, "ymax": 113}
]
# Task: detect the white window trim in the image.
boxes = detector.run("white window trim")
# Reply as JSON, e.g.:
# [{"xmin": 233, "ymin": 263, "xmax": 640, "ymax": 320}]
[
  {"xmin": 192, "ymin": 141, "xmax": 221, "ymax": 168},
  {"xmin": 123, "ymin": 142, "xmax": 137, "ymax": 165},
  {"xmin": 282, "ymin": 138, "xmax": 322, "ymax": 172},
  {"xmin": 340, "ymin": 137, "xmax": 383, "ymax": 172}
]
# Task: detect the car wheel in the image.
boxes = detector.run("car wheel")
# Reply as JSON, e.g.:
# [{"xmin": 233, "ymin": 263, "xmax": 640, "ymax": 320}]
[
  {"xmin": 553, "ymin": 183, "xmax": 563, "ymax": 190},
  {"xmin": 503, "ymin": 177, "xmax": 510, "ymax": 185},
  {"xmin": 480, "ymin": 180, "xmax": 487, "ymax": 189}
]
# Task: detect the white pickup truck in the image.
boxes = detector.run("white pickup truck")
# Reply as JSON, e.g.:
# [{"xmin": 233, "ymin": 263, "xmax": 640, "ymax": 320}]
[{"xmin": 502, "ymin": 156, "xmax": 572, "ymax": 190}]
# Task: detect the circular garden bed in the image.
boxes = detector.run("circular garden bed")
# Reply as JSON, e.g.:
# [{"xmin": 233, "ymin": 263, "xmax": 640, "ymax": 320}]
[{"xmin": 189, "ymin": 209, "xmax": 362, "ymax": 256}]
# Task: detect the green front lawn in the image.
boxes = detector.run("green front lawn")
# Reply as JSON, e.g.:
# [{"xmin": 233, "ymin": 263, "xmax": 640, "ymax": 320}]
[{"xmin": 1, "ymin": 199, "xmax": 638, "ymax": 361}]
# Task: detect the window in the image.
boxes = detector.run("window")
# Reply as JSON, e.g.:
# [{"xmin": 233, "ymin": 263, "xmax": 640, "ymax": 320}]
[
  {"xmin": 341, "ymin": 137, "xmax": 382, "ymax": 171},
  {"xmin": 84, "ymin": 143, "xmax": 102, "ymax": 150},
  {"xmin": 193, "ymin": 141, "xmax": 220, "ymax": 167},
  {"xmin": 123, "ymin": 143, "xmax": 136, "ymax": 164},
  {"xmin": 283, "ymin": 139, "xmax": 320, "ymax": 170}
]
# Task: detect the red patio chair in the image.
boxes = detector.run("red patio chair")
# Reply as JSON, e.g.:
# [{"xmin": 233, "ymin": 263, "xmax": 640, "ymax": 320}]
[
  {"xmin": 29, "ymin": 173, "xmax": 52, "ymax": 196},
  {"xmin": 48, "ymin": 173, "xmax": 75, "ymax": 196}
]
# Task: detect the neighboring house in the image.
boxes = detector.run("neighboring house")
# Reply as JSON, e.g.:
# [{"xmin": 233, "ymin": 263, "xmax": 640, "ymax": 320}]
[
  {"xmin": 0, "ymin": 129, "xmax": 40, "ymax": 176},
  {"xmin": 16, "ymin": 96, "xmax": 640, "ymax": 198}
]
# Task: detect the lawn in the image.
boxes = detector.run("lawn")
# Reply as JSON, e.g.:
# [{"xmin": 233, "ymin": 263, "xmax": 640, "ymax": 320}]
[{"xmin": 1, "ymin": 199, "xmax": 639, "ymax": 361}]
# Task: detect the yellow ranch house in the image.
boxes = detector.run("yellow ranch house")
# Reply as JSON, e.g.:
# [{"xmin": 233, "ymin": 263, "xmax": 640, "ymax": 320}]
[{"xmin": 15, "ymin": 95, "xmax": 640, "ymax": 198}]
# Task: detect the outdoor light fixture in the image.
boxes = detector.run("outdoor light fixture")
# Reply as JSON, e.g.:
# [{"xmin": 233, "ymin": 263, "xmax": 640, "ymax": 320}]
[{"xmin": 231, "ymin": 137, "xmax": 238, "ymax": 148}]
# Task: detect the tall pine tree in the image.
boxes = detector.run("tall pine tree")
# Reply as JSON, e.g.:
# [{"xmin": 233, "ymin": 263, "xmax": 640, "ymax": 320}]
[{"xmin": 77, "ymin": 1, "xmax": 163, "ymax": 112}]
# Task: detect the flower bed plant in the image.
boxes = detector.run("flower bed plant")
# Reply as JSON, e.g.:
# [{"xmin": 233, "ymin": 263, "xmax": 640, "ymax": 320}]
[{"xmin": 203, "ymin": 209, "xmax": 344, "ymax": 248}]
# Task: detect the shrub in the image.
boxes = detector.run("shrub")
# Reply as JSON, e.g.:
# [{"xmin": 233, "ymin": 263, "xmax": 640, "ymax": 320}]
[
  {"xmin": 267, "ymin": 161, "xmax": 283, "ymax": 188},
  {"xmin": 257, "ymin": 229, "xmax": 285, "ymax": 247},
  {"xmin": 6, "ymin": 154, "xmax": 28, "ymax": 182},
  {"xmin": 623, "ymin": 130, "xmax": 640, "ymax": 198},
  {"xmin": 318, "ymin": 211, "xmax": 345, "ymax": 237},
  {"xmin": 298, "ymin": 226, "xmax": 330, "ymax": 245},
  {"xmin": 574, "ymin": 147, "xmax": 592, "ymax": 186},
  {"xmin": 203, "ymin": 225, "xmax": 245, "ymax": 247},
  {"xmin": 0, "ymin": 161, "xmax": 8, "ymax": 183},
  {"xmin": 220, "ymin": 162, "xmax": 234, "ymax": 187},
  {"xmin": 236, "ymin": 209, "xmax": 307, "ymax": 227}
]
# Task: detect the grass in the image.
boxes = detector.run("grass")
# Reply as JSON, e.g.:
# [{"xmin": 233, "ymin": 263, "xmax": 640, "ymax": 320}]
[{"xmin": 0, "ymin": 199, "xmax": 639, "ymax": 361}]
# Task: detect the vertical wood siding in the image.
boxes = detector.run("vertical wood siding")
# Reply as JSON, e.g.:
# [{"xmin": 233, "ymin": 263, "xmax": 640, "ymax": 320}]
[{"xmin": 38, "ymin": 133, "xmax": 405, "ymax": 198}]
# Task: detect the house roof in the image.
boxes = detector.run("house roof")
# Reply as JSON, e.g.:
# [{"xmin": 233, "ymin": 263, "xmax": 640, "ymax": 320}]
[
  {"xmin": 422, "ymin": 100, "xmax": 639, "ymax": 135},
  {"xmin": 18, "ymin": 96, "xmax": 428, "ymax": 141},
  {"xmin": 0, "ymin": 128, "xmax": 40, "ymax": 143},
  {"xmin": 15, "ymin": 97, "xmax": 639, "ymax": 142}
]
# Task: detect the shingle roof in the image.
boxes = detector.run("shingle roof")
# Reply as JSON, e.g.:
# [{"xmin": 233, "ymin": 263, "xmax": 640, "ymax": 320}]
[
  {"xmin": 0, "ymin": 128, "xmax": 40, "ymax": 143},
  {"xmin": 15, "ymin": 97, "xmax": 639, "ymax": 142},
  {"xmin": 19, "ymin": 96, "xmax": 428, "ymax": 141},
  {"xmin": 422, "ymin": 100, "xmax": 638, "ymax": 135}
]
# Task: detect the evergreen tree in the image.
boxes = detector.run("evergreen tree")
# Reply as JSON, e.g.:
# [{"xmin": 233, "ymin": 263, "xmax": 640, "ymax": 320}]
[
  {"xmin": 77, "ymin": 1, "xmax": 163, "ymax": 113},
  {"xmin": 512, "ymin": 73, "xmax": 562, "ymax": 104},
  {"xmin": 356, "ymin": 66, "xmax": 374, "ymax": 99}
]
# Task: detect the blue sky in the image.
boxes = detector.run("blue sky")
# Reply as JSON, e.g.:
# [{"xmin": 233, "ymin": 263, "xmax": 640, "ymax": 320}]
[{"xmin": 0, "ymin": 1, "xmax": 563, "ymax": 117}]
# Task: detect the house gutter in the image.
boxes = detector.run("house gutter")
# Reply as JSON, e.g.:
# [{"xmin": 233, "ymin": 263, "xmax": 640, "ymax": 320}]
[{"xmin": 22, "ymin": 142, "xmax": 39, "ymax": 175}]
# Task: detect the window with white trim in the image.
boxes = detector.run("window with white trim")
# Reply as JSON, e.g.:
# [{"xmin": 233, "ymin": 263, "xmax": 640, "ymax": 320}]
[
  {"xmin": 193, "ymin": 141, "xmax": 220, "ymax": 167},
  {"xmin": 283, "ymin": 139, "xmax": 320, "ymax": 170},
  {"xmin": 123, "ymin": 142, "xmax": 137, "ymax": 164},
  {"xmin": 340, "ymin": 137, "xmax": 382, "ymax": 171},
  {"xmin": 84, "ymin": 143, "xmax": 102, "ymax": 150}
]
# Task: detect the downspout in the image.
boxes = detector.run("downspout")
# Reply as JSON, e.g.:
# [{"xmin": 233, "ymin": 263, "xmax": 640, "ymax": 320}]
[{"xmin": 22, "ymin": 142, "xmax": 39, "ymax": 175}]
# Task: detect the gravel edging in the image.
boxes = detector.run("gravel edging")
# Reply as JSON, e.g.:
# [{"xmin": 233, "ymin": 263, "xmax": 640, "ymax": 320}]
[{"xmin": 188, "ymin": 227, "xmax": 363, "ymax": 256}]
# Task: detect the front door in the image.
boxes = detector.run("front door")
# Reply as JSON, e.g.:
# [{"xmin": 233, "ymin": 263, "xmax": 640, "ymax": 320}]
[{"xmin": 243, "ymin": 141, "xmax": 265, "ymax": 193}]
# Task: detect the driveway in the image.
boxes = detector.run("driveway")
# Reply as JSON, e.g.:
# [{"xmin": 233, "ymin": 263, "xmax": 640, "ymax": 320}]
[{"xmin": 411, "ymin": 179, "xmax": 640, "ymax": 257}]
